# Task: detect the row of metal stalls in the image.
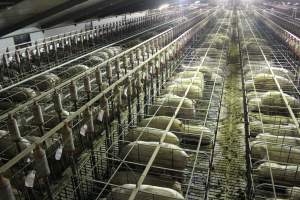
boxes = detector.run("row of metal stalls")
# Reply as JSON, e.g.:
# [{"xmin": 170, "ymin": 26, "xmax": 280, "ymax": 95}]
[
  {"xmin": 0, "ymin": 8, "xmax": 217, "ymax": 200},
  {"xmin": 239, "ymin": 9, "xmax": 300, "ymax": 200}
]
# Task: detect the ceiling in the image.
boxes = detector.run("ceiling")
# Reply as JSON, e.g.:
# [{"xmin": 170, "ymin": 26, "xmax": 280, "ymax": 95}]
[
  {"xmin": 1, "ymin": 0, "xmax": 295, "ymax": 37},
  {"xmin": 0, "ymin": 0, "xmax": 22, "ymax": 10},
  {"xmin": 0, "ymin": 0, "xmax": 184, "ymax": 37}
]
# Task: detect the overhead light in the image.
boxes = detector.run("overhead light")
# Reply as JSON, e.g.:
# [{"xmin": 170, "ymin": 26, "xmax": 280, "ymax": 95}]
[
  {"xmin": 195, "ymin": 1, "xmax": 200, "ymax": 4},
  {"xmin": 159, "ymin": 4, "xmax": 170, "ymax": 10}
]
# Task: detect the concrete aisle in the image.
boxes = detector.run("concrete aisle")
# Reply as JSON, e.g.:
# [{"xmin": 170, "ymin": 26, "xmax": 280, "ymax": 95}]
[{"xmin": 208, "ymin": 16, "xmax": 247, "ymax": 199}]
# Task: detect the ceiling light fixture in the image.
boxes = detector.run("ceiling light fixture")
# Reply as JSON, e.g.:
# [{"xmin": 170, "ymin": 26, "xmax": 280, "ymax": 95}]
[{"xmin": 159, "ymin": 4, "xmax": 170, "ymax": 10}]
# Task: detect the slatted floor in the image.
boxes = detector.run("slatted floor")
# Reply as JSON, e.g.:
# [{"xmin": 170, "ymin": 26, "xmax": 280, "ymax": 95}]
[{"xmin": 207, "ymin": 37, "xmax": 247, "ymax": 199}]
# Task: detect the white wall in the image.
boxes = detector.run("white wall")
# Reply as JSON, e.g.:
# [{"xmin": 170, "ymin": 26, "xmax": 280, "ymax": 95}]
[
  {"xmin": 92, "ymin": 15, "xmax": 124, "ymax": 27},
  {"xmin": 44, "ymin": 23, "xmax": 86, "ymax": 38},
  {"xmin": 0, "ymin": 27, "xmax": 44, "ymax": 52},
  {"xmin": 28, "ymin": 31, "xmax": 44, "ymax": 42},
  {"xmin": 3, "ymin": 27, "xmax": 40, "ymax": 37},
  {"xmin": 0, "ymin": 38, "xmax": 14, "ymax": 51}
]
